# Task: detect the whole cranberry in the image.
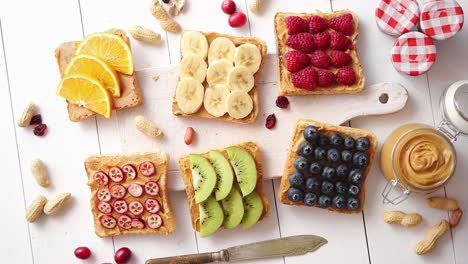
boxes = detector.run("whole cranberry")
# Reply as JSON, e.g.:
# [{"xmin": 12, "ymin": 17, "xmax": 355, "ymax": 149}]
[
  {"xmin": 114, "ymin": 247, "xmax": 132, "ymax": 264},
  {"xmin": 74, "ymin": 246, "xmax": 91, "ymax": 259},
  {"xmin": 221, "ymin": 0, "xmax": 236, "ymax": 15},
  {"xmin": 229, "ymin": 12, "xmax": 247, "ymax": 27}
]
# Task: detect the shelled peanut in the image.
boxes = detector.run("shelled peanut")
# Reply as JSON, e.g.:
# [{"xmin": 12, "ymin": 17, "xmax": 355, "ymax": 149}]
[
  {"xmin": 414, "ymin": 220, "xmax": 449, "ymax": 255},
  {"xmin": 382, "ymin": 211, "xmax": 422, "ymax": 227}
]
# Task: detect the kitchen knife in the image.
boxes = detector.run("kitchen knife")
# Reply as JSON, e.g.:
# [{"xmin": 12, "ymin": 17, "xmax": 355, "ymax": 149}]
[{"xmin": 145, "ymin": 235, "xmax": 327, "ymax": 264}]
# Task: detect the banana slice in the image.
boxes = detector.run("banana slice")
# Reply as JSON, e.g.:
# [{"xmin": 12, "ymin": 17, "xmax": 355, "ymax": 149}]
[
  {"xmin": 203, "ymin": 85, "xmax": 230, "ymax": 117},
  {"xmin": 208, "ymin": 37, "xmax": 236, "ymax": 64},
  {"xmin": 206, "ymin": 60, "xmax": 234, "ymax": 86},
  {"xmin": 176, "ymin": 77, "xmax": 205, "ymax": 114},
  {"xmin": 227, "ymin": 66, "xmax": 254, "ymax": 92},
  {"xmin": 234, "ymin": 43, "xmax": 262, "ymax": 74},
  {"xmin": 226, "ymin": 90, "xmax": 253, "ymax": 119},
  {"xmin": 181, "ymin": 31, "xmax": 209, "ymax": 59},
  {"xmin": 180, "ymin": 54, "xmax": 208, "ymax": 83}
]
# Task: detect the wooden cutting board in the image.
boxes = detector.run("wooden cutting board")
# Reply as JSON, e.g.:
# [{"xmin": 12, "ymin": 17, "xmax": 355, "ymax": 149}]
[{"xmin": 118, "ymin": 55, "xmax": 408, "ymax": 191}]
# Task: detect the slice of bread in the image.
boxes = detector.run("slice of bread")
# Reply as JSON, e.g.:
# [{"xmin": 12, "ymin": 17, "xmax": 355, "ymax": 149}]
[
  {"xmin": 178, "ymin": 141, "xmax": 269, "ymax": 232},
  {"xmin": 274, "ymin": 10, "xmax": 365, "ymax": 96},
  {"xmin": 55, "ymin": 29, "xmax": 142, "ymax": 122},
  {"xmin": 84, "ymin": 150, "xmax": 175, "ymax": 237}
]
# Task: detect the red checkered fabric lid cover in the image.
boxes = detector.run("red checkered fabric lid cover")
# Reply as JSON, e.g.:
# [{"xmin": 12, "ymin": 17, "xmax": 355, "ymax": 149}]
[
  {"xmin": 375, "ymin": 0, "xmax": 420, "ymax": 36},
  {"xmin": 391, "ymin": 32, "xmax": 437, "ymax": 76},
  {"xmin": 420, "ymin": 0, "xmax": 464, "ymax": 40}
]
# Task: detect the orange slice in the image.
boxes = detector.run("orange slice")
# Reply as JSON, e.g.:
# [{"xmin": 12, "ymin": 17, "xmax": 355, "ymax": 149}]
[
  {"xmin": 64, "ymin": 54, "xmax": 121, "ymax": 97},
  {"xmin": 75, "ymin": 32, "xmax": 134, "ymax": 75},
  {"xmin": 57, "ymin": 75, "xmax": 113, "ymax": 118}
]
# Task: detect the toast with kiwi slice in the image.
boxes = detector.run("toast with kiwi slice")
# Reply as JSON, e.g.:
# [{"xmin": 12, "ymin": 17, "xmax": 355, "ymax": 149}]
[{"xmin": 178, "ymin": 141, "xmax": 270, "ymax": 237}]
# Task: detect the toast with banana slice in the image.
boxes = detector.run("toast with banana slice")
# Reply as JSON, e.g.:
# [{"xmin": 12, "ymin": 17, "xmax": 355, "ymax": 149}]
[{"xmin": 172, "ymin": 31, "xmax": 267, "ymax": 124}]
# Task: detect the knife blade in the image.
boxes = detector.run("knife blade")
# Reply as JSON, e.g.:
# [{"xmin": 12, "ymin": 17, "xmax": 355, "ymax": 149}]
[{"xmin": 145, "ymin": 235, "xmax": 327, "ymax": 264}]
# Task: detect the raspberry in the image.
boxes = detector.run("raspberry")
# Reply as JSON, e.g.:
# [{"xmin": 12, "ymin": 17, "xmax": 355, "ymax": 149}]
[
  {"xmin": 330, "ymin": 50, "xmax": 352, "ymax": 67},
  {"xmin": 336, "ymin": 66, "xmax": 356, "ymax": 85},
  {"xmin": 312, "ymin": 32, "xmax": 330, "ymax": 50},
  {"xmin": 285, "ymin": 51, "xmax": 310, "ymax": 73},
  {"xmin": 308, "ymin": 15, "xmax": 328, "ymax": 33},
  {"xmin": 330, "ymin": 32, "xmax": 352, "ymax": 51},
  {"xmin": 310, "ymin": 50, "xmax": 331, "ymax": 69},
  {"xmin": 292, "ymin": 67, "xmax": 317, "ymax": 91},
  {"xmin": 285, "ymin": 16, "xmax": 309, "ymax": 35},
  {"xmin": 275, "ymin": 96, "xmax": 289, "ymax": 109},
  {"xmin": 317, "ymin": 70, "xmax": 335, "ymax": 87},
  {"xmin": 328, "ymin": 13, "xmax": 354, "ymax": 36},
  {"xmin": 265, "ymin": 114, "xmax": 277, "ymax": 129},
  {"xmin": 30, "ymin": 114, "xmax": 42, "ymax": 125},
  {"xmin": 286, "ymin": 33, "xmax": 316, "ymax": 53},
  {"xmin": 33, "ymin": 124, "xmax": 47, "ymax": 137}
]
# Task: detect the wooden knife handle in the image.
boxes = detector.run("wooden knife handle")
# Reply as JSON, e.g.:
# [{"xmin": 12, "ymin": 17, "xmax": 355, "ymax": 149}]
[{"xmin": 145, "ymin": 251, "xmax": 227, "ymax": 264}]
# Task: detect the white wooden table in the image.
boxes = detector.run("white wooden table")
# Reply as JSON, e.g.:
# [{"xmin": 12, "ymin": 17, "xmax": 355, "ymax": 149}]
[{"xmin": 1, "ymin": 0, "xmax": 467, "ymax": 263}]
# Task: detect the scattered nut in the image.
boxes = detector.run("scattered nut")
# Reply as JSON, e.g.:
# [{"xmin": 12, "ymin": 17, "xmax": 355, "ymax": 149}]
[
  {"xmin": 414, "ymin": 220, "xmax": 449, "ymax": 255},
  {"xmin": 25, "ymin": 195, "xmax": 47, "ymax": 223},
  {"xmin": 128, "ymin": 25, "xmax": 161, "ymax": 44},
  {"xmin": 150, "ymin": 0, "xmax": 181, "ymax": 33},
  {"xmin": 168, "ymin": 0, "xmax": 185, "ymax": 16},
  {"xmin": 152, "ymin": 75, "xmax": 160, "ymax": 81},
  {"xmin": 184, "ymin": 127, "xmax": 194, "ymax": 145},
  {"xmin": 31, "ymin": 159, "xmax": 49, "ymax": 187},
  {"xmin": 44, "ymin": 192, "xmax": 71, "ymax": 215},
  {"xmin": 135, "ymin": 115, "xmax": 163, "ymax": 139},
  {"xmin": 249, "ymin": 0, "xmax": 262, "ymax": 13},
  {"xmin": 17, "ymin": 102, "xmax": 36, "ymax": 127},
  {"xmin": 382, "ymin": 211, "xmax": 422, "ymax": 227},
  {"xmin": 426, "ymin": 197, "xmax": 459, "ymax": 211},
  {"xmin": 450, "ymin": 208, "xmax": 463, "ymax": 228}
]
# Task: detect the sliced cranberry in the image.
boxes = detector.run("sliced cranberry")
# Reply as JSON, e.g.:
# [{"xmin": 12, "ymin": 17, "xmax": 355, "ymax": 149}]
[
  {"xmin": 108, "ymin": 166, "xmax": 124, "ymax": 182},
  {"xmin": 131, "ymin": 218, "xmax": 145, "ymax": 229},
  {"xmin": 97, "ymin": 187, "xmax": 111, "ymax": 202},
  {"xmin": 128, "ymin": 201, "xmax": 144, "ymax": 216},
  {"xmin": 117, "ymin": 214, "xmax": 132, "ymax": 230},
  {"xmin": 93, "ymin": 171, "xmax": 109, "ymax": 186},
  {"xmin": 113, "ymin": 199, "xmax": 128, "ymax": 214},
  {"xmin": 122, "ymin": 164, "xmax": 137, "ymax": 180},
  {"xmin": 100, "ymin": 214, "xmax": 116, "ymax": 229},
  {"xmin": 144, "ymin": 181, "xmax": 160, "ymax": 196},
  {"xmin": 127, "ymin": 183, "xmax": 143, "ymax": 198},
  {"xmin": 139, "ymin": 161, "xmax": 156, "ymax": 177},
  {"xmin": 145, "ymin": 198, "xmax": 161, "ymax": 214},
  {"xmin": 110, "ymin": 184, "xmax": 126, "ymax": 199},
  {"xmin": 30, "ymin": 114, "xmax": 42, "ymax": 125},
  {"xmin": 97, "ymin": 201, "xmax": 112, "ymax": 214},
  {"xmin": 147, "ymin": 214, "xmax": 163, "ymax": 229},
  {"xmin": 33, "ymin": 124, "xmax": 47, "ymax": 136}
]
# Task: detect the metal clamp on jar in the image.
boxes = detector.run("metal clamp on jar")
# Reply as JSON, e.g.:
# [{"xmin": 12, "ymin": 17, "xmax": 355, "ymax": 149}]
[{"xmin": 381, "ymin": 81, "xmax": 468, "ymax": 205}]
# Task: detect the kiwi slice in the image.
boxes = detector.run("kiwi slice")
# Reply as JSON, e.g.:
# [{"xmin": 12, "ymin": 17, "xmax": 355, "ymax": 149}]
[
  {"xmin": 241, "ymin": 191, "xmax": 263, "ymax": 230},
  {"xmin": 226, "ymin": 146, "xmax": 257, "ymax": 197},
  {"xmin": 199, "ymin": 195, "xmax": 224, "ymax": 237},
  {"xmin": 222, "ymin": 186, "xmax": 244, "ymax": 229},
  {"xmin": 190, "ymin": 154, "xmax": 217, "ymax": 204},
  {"xmin": 210, "ymin": 150, "xmax": 234, "ymax": 201}
]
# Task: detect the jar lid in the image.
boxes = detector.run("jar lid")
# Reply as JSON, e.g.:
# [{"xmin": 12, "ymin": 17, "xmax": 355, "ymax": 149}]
[
  {"xmin": 420, "ymin": 0, "xmax": 464, "ymax": 40},
  {"xmin": 375, "ymin": 0, "xmax": 420, "ymax": 36},
  {"xmin": 391, "ymin": 32, "xmax": 437, "ymax": 76},
  {"xmin": 443, "ymin": 81, "xmax": 468, "ymax": 135}
]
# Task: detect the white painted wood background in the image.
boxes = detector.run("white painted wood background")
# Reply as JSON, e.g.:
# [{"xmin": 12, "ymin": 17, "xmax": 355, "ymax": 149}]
[{"xmin": 1, "ymin": 0, "xmax": 467, "ymax": 264}]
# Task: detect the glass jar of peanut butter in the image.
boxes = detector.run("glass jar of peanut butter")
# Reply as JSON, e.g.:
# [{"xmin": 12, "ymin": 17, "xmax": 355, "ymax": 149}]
[{"xmin": 381, "ymin": 81, "xmax": 468, "ymax": 204}]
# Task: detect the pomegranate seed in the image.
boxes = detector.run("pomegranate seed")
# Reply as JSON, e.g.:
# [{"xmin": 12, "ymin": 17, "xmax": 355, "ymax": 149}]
[
  {"xmin": 275, "ymin": 96, "xmax": 289, "ymax": 109},
  {"xmin": 30, "ymin": 114, "xmax": 42, "ymax": 125},
  {"xmin": 221, "ymin": 0, "xmax": 236, "ymax": 14},
  {"xmin": 229, "ymin": 12, "xmax": 247, "ymax": 27},
  {"xmin": 265, "ymin": 114, "xmax": 276, "ymax": 129},
  {"xmin": 74, "ymin": 246, "xmax": 91, "ymax": 259},
  {"xmin": 114, "ymin": 247, "xmax": 132, "ymax": 264},
  {"xmin": 33, "ymin": 124, "xmax": 47, "ymax": 136}
]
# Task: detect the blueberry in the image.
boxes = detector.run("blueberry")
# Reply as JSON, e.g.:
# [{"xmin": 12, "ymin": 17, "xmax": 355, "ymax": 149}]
[
  {"xmin": 356, "ymin": 137, "xmax": 370, "ymax": 152},
  {"xmin": 298, "ymin": 141, "xmax": 314, "ymax": 158},
  {"xmin": 305, "ymin": 176, "xmax": 320, "ymax": 192},
  {"xmin": 332, "ymin": 194, "xmax": 347, "ymax": 209},
  {"xmin": 321, "ymin": 180, "xmax": 334, "ymax": 194},
  {"xmin": 288, "ymin": 172, "xmax": 305, "ymax": 188},
  {"xmin": 341, "ymin": 150, "xmax": 353, "ymax": 163},
  {"xmin": 309, "ymin": 162, "xmax": 322, "ymax": 175},
  {"xmin": 348, "ymin": 168, "xmax": 364, "ymax": 184},
  {"xmin": 353, "ymin": 152, "xmax": 369, "ymax": 168},
  {"xmin": 303, "ymin": 126, "xmax": 320, "ymax": 143},
  {"xmin": 327, "ymin": 148, "xmax": 341, "ymax": 163},
  {"xmin": 318, "ymin": 195, "xmax": 332, "ymax": 208},
  {"xmin": 348, "ymin": 185, "xmax": 360, "ymax": 196},
  {"xmin": 304, "ymin": 192, "xmax": 318, "ymax": 207},
  {"xmin": 335, "ymin": 181, "xmax": 349, "ymax": 194},
  {"xmin": 294, "ymin": 156, "xmax": 309, "ymax": 173},
  {"xmin": 347, "ymin": 197, "xmax": 360, "ymax": 211},
  {"xmin": 330, "ymin": 133, "xmax": 343, "ymax": 146},
  {"xmin": 322, "ymin": 167, "xmax": 336, "ymax": 180},
  {"xmin": 336, "ymin": 164, "xmax": 349, "ymax": 179},
  {"xmin": 344, "ymin": 136, "xmax": 356, "ymax": 150},
  {"xmin": 318, "ymin": 135, "xmax": 330, "ymax": 147},
  {"xmin": 287, "ymin": 188, "xmax": 305, "ymax": 203},
  {"xmin": 314, "ymin": 147, "xmax": 326, "ymax": 160}
]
